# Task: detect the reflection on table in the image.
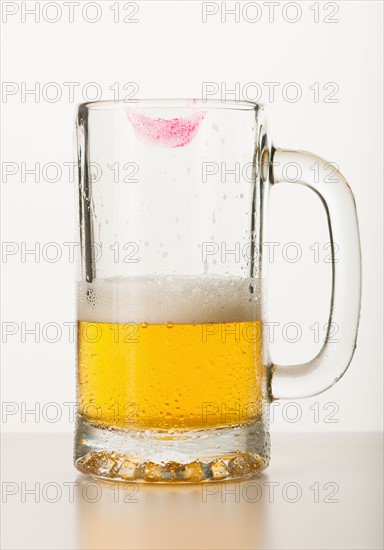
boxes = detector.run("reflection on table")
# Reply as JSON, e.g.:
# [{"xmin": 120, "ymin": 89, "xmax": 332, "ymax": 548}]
[{"xmin": 76, "ymin": 474, "xmax": 268, "ymax": 550}]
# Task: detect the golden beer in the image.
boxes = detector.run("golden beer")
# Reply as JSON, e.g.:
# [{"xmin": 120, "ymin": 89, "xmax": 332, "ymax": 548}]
[
  {"xmin": 77, "ymin": 276, "xmax": 264, "ymax": 432},
  {"xmin": 77, "ymin": 319, "xmax": 263, "ymax": 430}
]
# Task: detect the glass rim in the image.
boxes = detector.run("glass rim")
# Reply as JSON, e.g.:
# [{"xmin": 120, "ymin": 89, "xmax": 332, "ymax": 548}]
[{"xmin": 78, "ymin": 98, "xmax": 263, "ymax": 112}]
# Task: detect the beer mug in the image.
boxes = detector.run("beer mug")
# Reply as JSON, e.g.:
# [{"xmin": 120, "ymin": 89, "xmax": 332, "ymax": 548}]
[{"xmin": 74, "ymin": 99, "xmax": 361, "ymax": 483}]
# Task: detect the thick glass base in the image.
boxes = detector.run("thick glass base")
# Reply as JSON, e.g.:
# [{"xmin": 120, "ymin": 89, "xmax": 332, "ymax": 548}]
[{"xmin": 74, "ymin": 416, "xmax": 270, "ymax": 483}]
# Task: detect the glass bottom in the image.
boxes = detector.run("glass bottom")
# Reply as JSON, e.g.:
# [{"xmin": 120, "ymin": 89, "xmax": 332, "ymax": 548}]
[{"xmin": 74, "ymin": 416, "xmax": 270, "ymax": 483}]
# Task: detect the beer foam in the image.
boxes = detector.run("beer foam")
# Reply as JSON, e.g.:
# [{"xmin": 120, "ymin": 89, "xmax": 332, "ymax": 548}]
[{"xmin": 77, "ymin": 276, "xmax": 261, "ymax": 324}]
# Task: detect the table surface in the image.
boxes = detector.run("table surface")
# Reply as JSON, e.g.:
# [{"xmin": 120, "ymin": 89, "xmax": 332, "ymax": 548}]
[{"xmin": 1, "ymin": 432, "xmax": 383, "ymax": 550}]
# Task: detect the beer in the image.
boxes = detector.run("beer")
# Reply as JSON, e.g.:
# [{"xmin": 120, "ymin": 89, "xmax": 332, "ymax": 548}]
[{"xmin": 77, "ymin": 276, "xmax": 264, "ymax": 431}]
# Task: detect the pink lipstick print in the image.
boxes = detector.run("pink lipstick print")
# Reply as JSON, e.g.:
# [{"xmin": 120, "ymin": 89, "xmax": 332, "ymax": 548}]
[{"xmin": 126, "ymin": 108, "xmax": 206, "ymax": 148}]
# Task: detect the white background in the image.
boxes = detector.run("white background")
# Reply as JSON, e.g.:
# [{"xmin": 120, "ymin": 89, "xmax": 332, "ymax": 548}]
[{"xmin": 1, "ymin": 0, "xmax": 383, "ymax": 433}]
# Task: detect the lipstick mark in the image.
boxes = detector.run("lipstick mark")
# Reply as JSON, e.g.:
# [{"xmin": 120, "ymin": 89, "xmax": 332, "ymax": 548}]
[{"xmin": 126, "ymin": 109, "xmax": 206, "ymax": 148}]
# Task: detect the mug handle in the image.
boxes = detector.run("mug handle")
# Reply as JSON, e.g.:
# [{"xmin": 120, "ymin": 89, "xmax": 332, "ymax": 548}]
[{"xmin": 269, "ymin": 148, "xmax": 361, "ymax": 399}]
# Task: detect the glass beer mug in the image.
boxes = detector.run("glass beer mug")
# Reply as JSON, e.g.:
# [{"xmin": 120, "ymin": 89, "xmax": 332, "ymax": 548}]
[{"xmin": 74, "ymin": 99, "xmax": 361, "ymax": 483}]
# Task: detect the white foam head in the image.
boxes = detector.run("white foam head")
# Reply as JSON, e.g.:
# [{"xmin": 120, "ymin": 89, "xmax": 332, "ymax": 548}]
[{"xmin": 77, "ymin": 275, "xmax": 261, "ymax": 324}]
